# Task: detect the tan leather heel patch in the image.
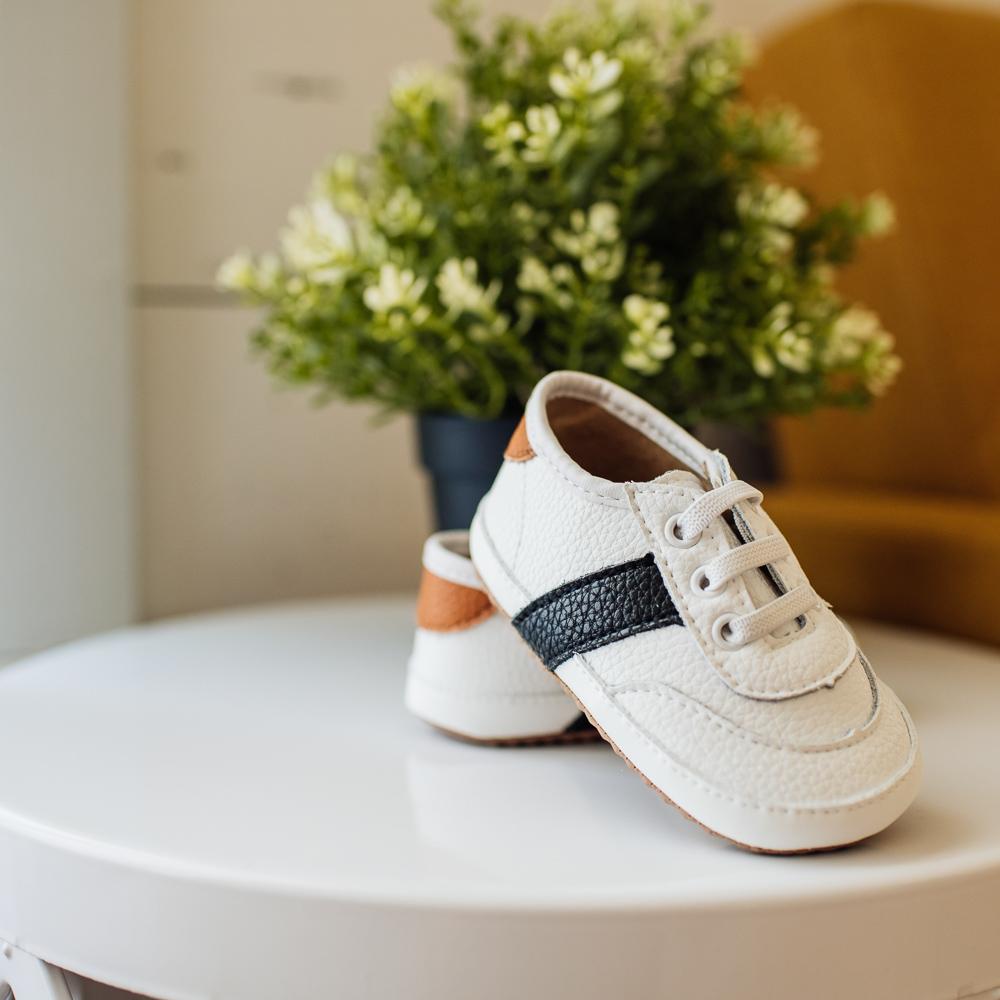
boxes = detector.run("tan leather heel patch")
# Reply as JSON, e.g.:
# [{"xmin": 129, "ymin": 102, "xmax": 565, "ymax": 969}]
[
  {"xmin": 504, "ymin": 415, "xmax": 535, "ymax": 462},
  {"xmin": 416, "ymin": 569, "xmax": 494, "ymax": 632}
]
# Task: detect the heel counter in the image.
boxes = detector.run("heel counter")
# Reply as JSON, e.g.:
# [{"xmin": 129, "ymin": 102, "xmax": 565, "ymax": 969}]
[{"xmin": 415, "ymin": 567, "xmax": 493, "ymax": 633}]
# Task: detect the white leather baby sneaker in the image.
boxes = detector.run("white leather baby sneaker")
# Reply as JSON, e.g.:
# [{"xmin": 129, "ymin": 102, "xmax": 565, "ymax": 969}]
[
  {"xmin": 406, "ymin": 531, "xmax": 594, "ymax": 744},
  {"xmin": 470, "ymin": 371, "xmax": 921, "ymax": 852}
]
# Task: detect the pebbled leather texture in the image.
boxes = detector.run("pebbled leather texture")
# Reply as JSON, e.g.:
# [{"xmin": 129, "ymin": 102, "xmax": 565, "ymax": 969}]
[
  {"xmin": 469, "ymin": 371, "xmax": 921, "ymax": 846},
  {"xmin": 610, "ymin": 671, "xmax": 914, "ymax": 807},
  {"xmin": 511, "ymin": 554, "xmax": 683, "ymax": 669},
  {"xmin": 480, "ymin": 455, "xmax": 649, "ymax": 605}
]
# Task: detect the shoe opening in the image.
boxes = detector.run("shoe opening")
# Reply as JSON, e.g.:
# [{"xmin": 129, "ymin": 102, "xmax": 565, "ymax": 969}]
[{"xmin": 547, "ymin": 396, "xmax": 686, "ymax": 482}]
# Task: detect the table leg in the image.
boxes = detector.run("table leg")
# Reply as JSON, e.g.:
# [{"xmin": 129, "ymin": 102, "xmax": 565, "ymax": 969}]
[{"xmin": 0, "ymin": 941, "xmax": 78, "ymax": 1000}]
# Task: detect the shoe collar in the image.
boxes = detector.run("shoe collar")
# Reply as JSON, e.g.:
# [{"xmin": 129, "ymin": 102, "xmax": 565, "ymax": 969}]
[
  {"xmin": 524, "ymin": 370, "xmax": 733, "ymax": 499},
  {"xmin": 422, "ymin": 531, "xmax": 482, "ymax": 590}
]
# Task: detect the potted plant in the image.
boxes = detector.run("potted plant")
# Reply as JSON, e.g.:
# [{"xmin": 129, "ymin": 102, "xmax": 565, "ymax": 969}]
[{"xmin": 220, "ymin": 0, "xmax": 899, "ymax": 529}]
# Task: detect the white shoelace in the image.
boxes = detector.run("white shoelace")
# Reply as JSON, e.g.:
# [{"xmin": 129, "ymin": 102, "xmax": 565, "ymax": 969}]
[{"xmin": 669, "ymin": 480, "xmax": 819, "ymax": 648}]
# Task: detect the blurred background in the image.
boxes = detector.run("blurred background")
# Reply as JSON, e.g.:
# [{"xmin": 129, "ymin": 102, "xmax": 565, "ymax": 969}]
[{"xmin": 2, "ymin": 0, "xmax": 998, "ymax": 673}]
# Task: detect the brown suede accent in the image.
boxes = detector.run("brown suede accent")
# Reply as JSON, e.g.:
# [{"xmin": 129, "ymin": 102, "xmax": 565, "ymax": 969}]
[
  {"xmin": 416, "ymin": 568, "xmax": 494, "ymax": 632},
  {"xmin": 503, "ymin": 416, "xmax": 536, "ymax": 462}
]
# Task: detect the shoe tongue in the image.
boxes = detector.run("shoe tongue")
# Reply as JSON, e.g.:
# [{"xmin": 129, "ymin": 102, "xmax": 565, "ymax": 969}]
[
  {"xmin": 650, "ymin": 450, "xmax": 733, "ymax": 492},
  {"xmin": 650, "ymin": 468, "xmax": 707, "ymax": 491}
]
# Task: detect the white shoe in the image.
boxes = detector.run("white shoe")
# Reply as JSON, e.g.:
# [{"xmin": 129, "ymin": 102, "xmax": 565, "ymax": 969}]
[
  {"xmin": 470, "ymin": 371, "xmax": 921, "ymax": 852},
  {"xmin": 405, "ymin": 531, "xmax": 594, "ymax": 744}
]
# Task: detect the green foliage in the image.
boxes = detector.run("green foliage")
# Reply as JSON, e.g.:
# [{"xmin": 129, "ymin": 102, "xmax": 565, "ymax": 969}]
[{"xmin": 220, "ymin": 0, "xmax": 900, "ymax": 423}]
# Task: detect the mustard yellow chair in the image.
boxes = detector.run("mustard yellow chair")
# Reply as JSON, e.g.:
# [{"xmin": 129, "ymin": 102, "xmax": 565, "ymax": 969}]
[{"xmin": 745, "ymin": 1, "xmax": 1000, "ymax": 645}]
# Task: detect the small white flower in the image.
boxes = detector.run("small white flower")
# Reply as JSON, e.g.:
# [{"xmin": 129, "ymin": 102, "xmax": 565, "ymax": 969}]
[
  {"xmin": 523, "ymin": 104, "xmax": 562, "ymax": 163},
  {"xmin": 757, "ymin": 107, "xmax": 819, "ymax": 167},
  {"xmin": 550, "ymin": 48, "xmax": 623, "ymax": 102},
  {"xmin": 587, "ymin": 202, "xmax": 621, "ymax": 243},
  {"xmin": 281, "ymin": 198, "xmax": 354, "ymax": 283},
  {"xmin": 551, "ymin": 263, "xmax": 575, "ymax": 285},
  {"xmin": 774, "ymin": 327, "xmax": 812, "ymax": 372},
  {"xmin": 216, "ymin": 251, "xmax": 256, "ymax": 291},
  {"xmin": 824, "ymin": 306, "xmax": 882, "ymax": 364},
  {"xmin": 865, "ymin": 344, "xmax": 902, "ymax": 395},
  {"xmin": 738, "ymin": 183, "xmax": 809, "ymax": 229},
  {"xmin": 751, "ymin": 302, "xmax": 814, "ymax": 375},
  {"xmin": 517, "ymin": 256, "xmax": 573, "ymax": 310},
  {"xmin": 390, "ymin": 65, "xmax": 456, "ymax": 117},
  {"xmin": 824, "ymin": 306, "xmax": 900, "ymax": 393},
  {"xmin": 436, "ymin": 257, "xmax": 502, "ymax": 317},
  {"xmin": 859, "ymin": 192, "xmax": 896, "ymax": 237},
  {"xmin": 621, "ymin": 294, "xmax": 675, "ymax": 375},
  {"xmin": 751, "ymin": 343, "xmax": 776, "ymax": 378},
  {"xmin": 690, "ymin": 33, "xmax": 752, "ymax": 100},
  {"xmin": 769, "ymin": 187, "xmax": 809, "ymax": 227},
  {"xmin": 481, "ymin": 102, "xmax": 528, "ymax": 166},
  {"xmin": 582, "ymin": 245, "xmax": 625, "ymax": 281},
  {"xmin": 517, "ymin": 257, "xmax": 554, "ymax": 296},
  {"xmin": 317, "ymin": 155, "xmax": 366, "ymax": 216},
  {"xmin": 254, "ymin": 252, "xmax": 282, "ymax": 293},
  {"xmin": 552, "ymin": 203, "xmax": 625, "ymax": 281},
  {"xmin": 624, "ymin": 294, "xmax": 669, "ymax": 330},
  {"xmin": 553, "ymin": 202, "xmax": 620, "ymax": 254},
  {"xmin": 667, "ymin": 0, "xmax": 705, "ymax": 36},
  {"xmin": 363, "ymin": 263, "xmax": 428, "ymax": 318},
  {"xmin": 378, "ymin": 186, "xmax": 434, "ymax": 237}
]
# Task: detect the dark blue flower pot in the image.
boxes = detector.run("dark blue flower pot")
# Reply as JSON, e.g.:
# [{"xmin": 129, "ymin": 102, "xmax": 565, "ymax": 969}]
[
  {"xmin": 416, "ymin": 411, "xmax": 521, "ymax": 530},
  {"xmin": 694, "ymin": 421, "xmax": 779, "ymax": 485}
]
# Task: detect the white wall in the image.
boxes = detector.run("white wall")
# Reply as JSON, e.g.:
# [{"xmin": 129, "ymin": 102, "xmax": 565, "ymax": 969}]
[{"xmin": 0, "ymin": 0, "xmax": 134, "ymax": 657}]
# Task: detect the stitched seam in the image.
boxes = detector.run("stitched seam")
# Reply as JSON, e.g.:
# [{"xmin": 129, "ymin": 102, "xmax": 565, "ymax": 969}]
[
  {"xmin": 510, "ymin": 462, "xmax": 527, "ymax": 576},
  {"xmin": 596, "ymin": 394, "xmax": 704, "ymax": 470},
  {"xmin": 544, "ymin": 377, "xmax": 706, "ymax": 471},
  {"xmin": 572, "ymin": 654, "xmax": 919, "ymax": 817},
  {"xmin": 609, "ymin": 683, "xmax": 881, "ymax": 754},
  {"xmin": 537, "ymin": 453, "xmax": 629, "ymax": 508},
  {"xmin": 477, "ymin": 507, "xmax": 531, "ymax": 601},
  {"xmin": 545, "ymin": 615, "xmax": 681, "ymax": 669}
]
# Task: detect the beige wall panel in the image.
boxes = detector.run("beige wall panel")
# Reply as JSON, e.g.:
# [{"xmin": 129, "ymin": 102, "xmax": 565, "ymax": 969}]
[
  {"xmin": 139, "ymin": 307, "xmax": 429, "ymax": 618},
  {"xmin": 135, "ymin": 0, "xmax": 550, "ymax": 286}
]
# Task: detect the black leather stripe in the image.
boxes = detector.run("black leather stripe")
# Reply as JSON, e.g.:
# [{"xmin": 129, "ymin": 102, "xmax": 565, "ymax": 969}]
[{"xmin": 511, "ymin": 553, "xmax": 683, "ymax": 670}]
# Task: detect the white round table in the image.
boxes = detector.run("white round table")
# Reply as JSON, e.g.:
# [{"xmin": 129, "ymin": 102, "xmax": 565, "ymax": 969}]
[{"xmin": 0, "ymin": 598, "xmax": 998, "ymax": 1000}]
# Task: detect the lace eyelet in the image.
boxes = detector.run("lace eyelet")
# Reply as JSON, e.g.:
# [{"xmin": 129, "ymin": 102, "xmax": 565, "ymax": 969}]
[
  {"xmin": 712, "ymin": 613, "xmax": 744, "ymax": 649},
  {"xmin": 690, "ymin": 567, "xmax": 722, "ymax": 596},
  {"xmin": 664, "ymin": 514, "xmax": 701, "ymax": 549}
]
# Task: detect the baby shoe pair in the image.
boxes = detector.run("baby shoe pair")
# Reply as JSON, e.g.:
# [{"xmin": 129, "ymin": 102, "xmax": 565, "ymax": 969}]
[{"xmin": 406, "ymin": 371, "xmax": 921, "ymax": 853}]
